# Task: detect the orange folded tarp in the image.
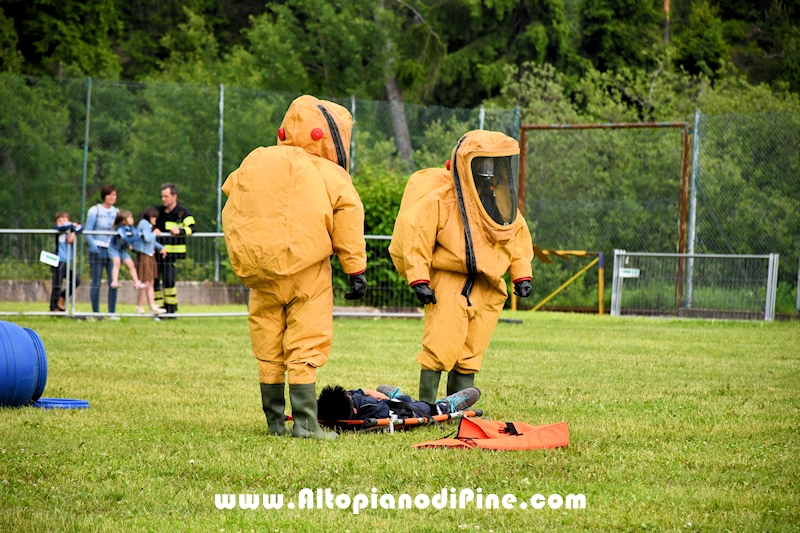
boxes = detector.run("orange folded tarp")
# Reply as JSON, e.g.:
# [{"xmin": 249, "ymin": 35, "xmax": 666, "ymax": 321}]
[{"xmin": 413, "ymin": 418, "xmax": 569, "ymax": 450}]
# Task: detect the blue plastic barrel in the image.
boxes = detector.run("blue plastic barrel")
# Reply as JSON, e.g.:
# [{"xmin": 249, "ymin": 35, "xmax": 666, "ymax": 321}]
[{"xmin": 0, "ymin": 320, "xmax": 48, "ymax": 407}]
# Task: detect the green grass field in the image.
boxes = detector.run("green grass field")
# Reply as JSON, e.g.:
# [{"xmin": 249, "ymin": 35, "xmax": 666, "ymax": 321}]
[{"xmin": 1, "ymin": 312, "xmax": 798, "ymax": 532}]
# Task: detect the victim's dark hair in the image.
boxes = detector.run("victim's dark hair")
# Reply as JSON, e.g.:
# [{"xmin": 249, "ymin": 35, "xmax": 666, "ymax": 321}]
[{"xmin": 317, "ymin": 385, "xmax": 354, "ymax": 421}]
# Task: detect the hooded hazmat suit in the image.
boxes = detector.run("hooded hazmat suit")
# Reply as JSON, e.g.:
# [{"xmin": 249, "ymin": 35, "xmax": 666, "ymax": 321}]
[
  {"xmin": 222, "ymin": 95, "xmax": 366, "ymax": 437},
  {"xmin": 389, "ymin": 130, "xmax": 534, "ymax": 402}
]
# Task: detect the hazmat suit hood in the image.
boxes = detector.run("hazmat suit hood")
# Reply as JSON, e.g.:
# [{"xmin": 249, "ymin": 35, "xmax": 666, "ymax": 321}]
[
  {"xmin": 452, "ymin": 130, "xmax": 520, "ymax": 229},
  {"xmin": 389, "ymin": 128, "xmax": 531, "ymax": 303},
  {"xmin": 449, "ymin": 130, "xmax": 521, "ymax": 301},
  {"xmin": 278, "ymin": 95, "xmax": 353, "ymax": 172}
]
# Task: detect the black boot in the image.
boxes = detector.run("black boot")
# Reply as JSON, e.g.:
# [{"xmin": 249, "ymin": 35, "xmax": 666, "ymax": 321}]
[
  {"xmin": 446, "ymin": 370, "xmax": 475, "ymax": 396},
  {"xmin": 289, "ymin": 383, "xmax": 337, "ymax": 439},
  {"xmin": 418, "ymin": 369, "xmax": 442, "ymax": 403},
  {"xmin": 260, "ymin": 383, "xmax": 288, "ymax": 436}
]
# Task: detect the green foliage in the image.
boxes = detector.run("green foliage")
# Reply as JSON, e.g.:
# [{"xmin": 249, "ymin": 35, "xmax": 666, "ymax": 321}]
[
  {"xmin": 116, "ymin": 0, "xmax": 219, "ymax": 80},
  {"xmin": 424, "ymin": 0, "xmax": 575, "ymax": 107},
  {"xmin": 411, "ymin": 116, "xmax": 473, "ymax": 169},
  {"xmin": 673, "ymin": 0, "xmax": 728, "ymax": 77},
  {"xmin": 0, "ymin": 0, "xmax": 799, "ymax": 108},
  {"xmin": 775, "ymin": 281, "xmax": 798, "ymax": 314},
  {"xmin": 781, "ymin": 25, "xmax": 800, "ymax": 92},
  {"xmin": 712, "ymin": 0, "xmax": 800, "ymax": 92},
  {"xmin": 0, "ymin": 8, "xmax": 23, "ymax": 73},
  {"xmin": 152, "ymin": 8, "xmax": 222, "ymax": 85},
  {"xmin": 695, "ymin": 74, "xmax": 800, "ymax": 114},
  {"xmin": 580, "ymin": 0, "xmax": 662, "ymax": 72},
  {"xmin": 353, "ymin": 166, "xmax": 406, "ymax": 237},
  {"xmin": 224, "ymin": 5, "xmax": 311, "ymax": 93},
  {"xmin": 500, "ymin": 53, "xmax": 800, "ymax": 123},
  {"xmin": 499, "ymin": 62, "xmax": 581, "ymax": 123},
  {"xmin": 0, "ymin": 76, "xmax": 85, "ymax": 229},
  {"xmin": 3, "ymin": 0, "xmax": 123, "ymax": 78},
  {"xmin": 149, "ymin": 1, "xmax": 389, "ymax": 99}
]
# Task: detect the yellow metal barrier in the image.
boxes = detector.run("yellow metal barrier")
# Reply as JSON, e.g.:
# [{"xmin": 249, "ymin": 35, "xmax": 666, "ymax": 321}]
[{"xmin": 530, "ymin": 251, "xmax": 605, "ymax": 314}]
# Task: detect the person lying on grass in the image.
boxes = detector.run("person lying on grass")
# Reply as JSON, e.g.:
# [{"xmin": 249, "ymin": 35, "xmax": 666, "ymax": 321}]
[{"xmin": 316, "ymin": 384, "xmax": 480, "ymax": 422}]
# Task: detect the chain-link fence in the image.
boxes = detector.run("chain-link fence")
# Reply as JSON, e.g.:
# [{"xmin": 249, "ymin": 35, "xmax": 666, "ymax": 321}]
[
  {"xmin": 1, "ymin": 74, "xmax": 798, "ymax": 316},
  {"xmin": 691, "ymin": 112, "xmax": 800, "ymax": 311},
  {"xmin": 520, "ymin": 124, "xmax": 689, "ymax": 310},
  {"xmin": 610, "ymin": 251, "xmax": 779, "ymax": 321},
  {"xmin": 0, "ymin": 74, "xmax": 518, "ymax": 315},
  {"xmin": 0, "ymin": 75, "xmax": 517, "ymax": 234},
  {"xmin": 520, "ymin": 116, "xmax": 800, "ymax": 315}
]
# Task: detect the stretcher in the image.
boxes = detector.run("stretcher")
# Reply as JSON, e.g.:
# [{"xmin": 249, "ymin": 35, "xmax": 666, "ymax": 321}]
[{"xmin": 286, "ymin": 409, "xmax": 483, "ymax": 434}]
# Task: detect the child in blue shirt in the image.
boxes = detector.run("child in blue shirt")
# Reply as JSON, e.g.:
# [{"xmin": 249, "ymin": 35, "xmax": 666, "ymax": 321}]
[
  {"xmin": 132, "ymin": 206, "xmax": 167, "ymax": 314},
  {"xmin": 109, "ymin": 210, "xmax": 145, "ymax": 290},
  {"xmin": 50, "ymin": 211, "xmax": 82, "ymax": 312}
]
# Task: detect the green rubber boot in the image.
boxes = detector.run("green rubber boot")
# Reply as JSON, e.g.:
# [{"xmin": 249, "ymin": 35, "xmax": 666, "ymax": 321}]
[
  {"xmin": 260, "ymin": 383, "xmax": 288, "ymax": 436},
  {"xmin": 418, "ymin": 369, "xmax": 442, "ymax": 403},
  {"xmin": 289, "ymin": 383, "xmax": 338, "ymax": 440},
  {"xmin": 446, "ymin": 370, "xmax": 475, "ymax": 396}
]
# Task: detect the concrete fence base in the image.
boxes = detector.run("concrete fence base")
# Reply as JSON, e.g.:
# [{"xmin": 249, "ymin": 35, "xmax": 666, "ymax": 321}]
[{"xmin": 0, "ymin": 280, "xmax": 249, "ymax": 306}]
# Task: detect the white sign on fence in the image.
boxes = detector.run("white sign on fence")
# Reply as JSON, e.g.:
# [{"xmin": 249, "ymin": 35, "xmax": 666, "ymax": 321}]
[
  {"xmin": 618, "ymin": 268, "xmax": 640, "ymax": 278},
  {"xmin": 39, "ymin": 250, "xmax": 59, "ymax": 267}
]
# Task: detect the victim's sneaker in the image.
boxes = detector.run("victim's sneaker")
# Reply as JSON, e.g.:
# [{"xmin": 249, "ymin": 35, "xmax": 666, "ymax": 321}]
[
  {"xmin": 435, "ymin": 387, "xmax": 481, "ymax": 414},
  {"xmin": 376, "ymin": 384, "xmax": 403, "ymax": 399}
]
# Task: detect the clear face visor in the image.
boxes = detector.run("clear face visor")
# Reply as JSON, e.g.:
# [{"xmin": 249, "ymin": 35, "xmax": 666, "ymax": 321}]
[{"xmin": 470, "ymin": 155, "xmax": 519, "ymax": 225}]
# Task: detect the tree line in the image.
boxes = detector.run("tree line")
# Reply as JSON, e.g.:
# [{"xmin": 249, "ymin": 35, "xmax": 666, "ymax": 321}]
[{"xmin": 2, "ymin": 1, "xmax": 799, "ymax": 109}]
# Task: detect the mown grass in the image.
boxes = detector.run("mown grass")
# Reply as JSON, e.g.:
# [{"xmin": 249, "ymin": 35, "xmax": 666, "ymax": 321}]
[{"xmin": 0, "ymin": 312, "xmax": 798, "ymax": 532}]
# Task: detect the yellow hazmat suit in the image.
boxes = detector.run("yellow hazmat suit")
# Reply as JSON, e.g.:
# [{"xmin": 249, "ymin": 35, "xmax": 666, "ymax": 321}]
[
  {"xmin": 222, "ymin": 95, "xmax": 366, "ymax": 437},
  {"xmin": 389, "ymin": 130, "xmax": 533, "ymax": 400}
]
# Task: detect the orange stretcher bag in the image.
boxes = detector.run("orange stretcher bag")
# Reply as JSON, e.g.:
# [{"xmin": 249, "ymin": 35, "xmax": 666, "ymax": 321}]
[{"xmin": 413, "ymin": 418, "xmax": 569, "ymax": 450}]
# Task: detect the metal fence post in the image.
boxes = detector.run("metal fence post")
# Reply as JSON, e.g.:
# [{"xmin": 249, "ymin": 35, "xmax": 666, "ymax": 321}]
[
  {"xmin": 215, "ymin": 84, "xmax": 224, "ymax": 283},
  {"xmin": 598, "ymin": 252, "xmax": 604, "ymax": 315},
  {"xmin": 478, "ymin": 105, "xmax": 485, "ymax": 130},
  {"xmin": 765, "ymin": 253, "xmax": 773, "ymax": 322},
  {"xmin": 78, "ymin": 77, "xmax": 92, "ymax": 277},
  {"xmin": 350, "ymin": 95, "xmax": 356, "ymax": 173},
  {"xmin": 773, "ymin": 253, "xmax": 780, "ymax": 321},
  {"xmin": 765, "ymin": 253, "xmax": 779, "ymax": 322},
  {"xmin": 685, "ymin": 109, "xmax": 701, "ymax": 308},
  {"xmin": 611, "ymin": 249, "xmax": 624, "ymax": 316},
  {"xmin": 796, "ymin": 237, "xmax": 800, "ymax": 314},
  {"xmin": 64, "ymin": 234, "xmax": 75, "ymax": 317}
]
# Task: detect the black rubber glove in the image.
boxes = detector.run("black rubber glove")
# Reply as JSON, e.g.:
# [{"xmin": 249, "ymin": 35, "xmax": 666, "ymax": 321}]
[
  {"xmin": 514, "ymin": 279, "xmax": 532, "ymax": 298},
  {"xmin": 412, "ymin": 283, "xmax": 437, "ymax": 305},
  {"xmin": 345, "ymin": 274, "xmax": 368, "ymax": 300}
]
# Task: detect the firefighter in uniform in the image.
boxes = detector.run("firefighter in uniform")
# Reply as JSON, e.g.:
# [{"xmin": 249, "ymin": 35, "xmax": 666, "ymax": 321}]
[
  {"xmin": 390, "ymin": 130, "xmax": 535, "ymax": 403},
  {"xmin": 222, "ymin": 95, "xmax": 367, "ymax": 439},
  {"xmin": 153, "ymin": 182, "xmax": 196, "ymax": 314}
]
